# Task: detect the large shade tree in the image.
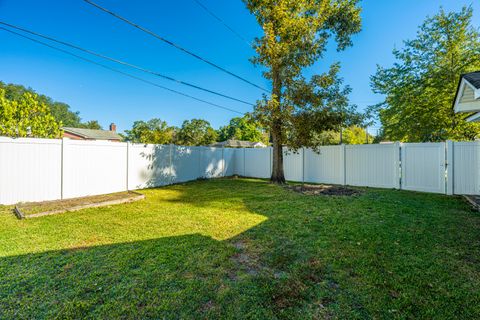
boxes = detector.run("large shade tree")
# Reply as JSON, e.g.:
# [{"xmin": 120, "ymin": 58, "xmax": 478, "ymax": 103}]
[
  {"xmin": 370, "ymin": 7, "xmax": 480, "ymax": 142},
  {"xmin": 0, "ymin": 88, "xmax": 62, "ymax": 138},
  {"xmin": 217, "ymin": 115, "xmax": 268, "ymax": 143},
  {"xmin": 311, "ymin": 125, "xmax": 372, "ymax": 145},
  {"xmin": 176, "ymin": 119, "xmax": 218, "ymax": 146},
  {"xmin": 0, "ymin": 81, "xmax": 101, "ymax": 129},
  {"xmin": 125, "ymin": 118, "xmax": 176, "ymax": 144},
  {"xmin": 79, "ymin": 120, "xmax": 103, "ymax": 130},
  {"xmin": 244, "ymin": 0, "xmax": 362, "ymax": 183}
]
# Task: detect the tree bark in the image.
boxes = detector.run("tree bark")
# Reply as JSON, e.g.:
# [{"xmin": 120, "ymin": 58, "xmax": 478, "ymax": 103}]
[
  {"xmin": 270, "ymin": 66, "xmax": 286, "ymax": 184},
  {"xmin": 270, "ymin": 123, "xmax": 285, "ymax": 183}
]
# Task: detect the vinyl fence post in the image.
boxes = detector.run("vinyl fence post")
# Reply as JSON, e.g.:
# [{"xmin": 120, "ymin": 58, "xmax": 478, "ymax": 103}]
[
  {"xmin": 222, "ymin": 147, "xmax": 225, "ymax": 177},
  {"xmin": 342, "ymin": 144, "xmax": 347, "ymax": 186},
  {"xmin": 61, "ymin": 138, "xmax": 66, "ymax": 200},
  {"xmin": 446, "ymin": 140, "xmax": 454, "ymax": 195},
  {"xmin": 243, "ymin": 148, "xmax": 246, "ymax": 177},
  {"xmin": 269, "ymin": 147, "xmax": 272, "ymax": 177},
  {"xmin": 126, "ymin": 142, "xmax": 129, "ymax": 191},
  {"xmin": 394, "ymin": 142, "xmax": 401, "ymax": 190},
  {"xmin": 302, "ymin": 147, "xmax": 305, "ymax": 184},
  {"xmin": 477, "ymin": 141, "xmax": 480, "ymax": 195},
  {"xmin": 169, "ymin": 144, "xmax": 174, "ymax": 184},
  {"xmin": 399, "ymin": 143, "xmax": 405, "ymax": 190},
  {"xmin": 196, "ymin": 146, "xmax": 200, "ymax": 179}
]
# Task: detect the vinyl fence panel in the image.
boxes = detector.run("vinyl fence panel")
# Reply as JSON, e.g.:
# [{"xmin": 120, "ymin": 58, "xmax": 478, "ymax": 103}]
[
  {"xmin": 244, "ymin": 148, "xmax": 271, "ymax": 178},
  {"xmin": 346, "ymin": 144, "xmax": 399, "ymax": 188},
  {"xmin": 172, "ymin": 146, "xmax": 202, "ymax": 183},
  {"xmin": 233, "ymin": 148, "xmax": 245, "ymax": 176},
  {"xmin": 223, "ymin": 148, "xmax": 235, "ymax": 176},
  {"xmin": 62, "ymin": 140, "xmax": 128, "ymax": 199},
  {"xmin": 452, "ymin": 142, "xmax": 480, "ymax": 195},
  {"xmin": 283, "ymin": 148, "xmax": 303, "ymax": 182},
  {"xmin": 0, "ymin": 137, "xmax": 62, "ymax": 205},
  {"xmin": 200, "ymin": 147, "xmax": 224, "ymax": 178},
  {"xmin": 5, "ymin": 137, "xmax": 480, "ymax": 206},
  {"xmin": 128, "ymin": 143, "xmax": 172, "ymax": 189},
  {"xmin": 304, "ymin": 146, "xmax": 344, "ymax": 185},
  {"xmin": 401, "ymin": 142, "xmax": 446, "ymax": 194}
]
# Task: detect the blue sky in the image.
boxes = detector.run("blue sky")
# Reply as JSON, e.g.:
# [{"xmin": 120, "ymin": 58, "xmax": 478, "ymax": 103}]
[{"xmin": 1, "ymin": 0, "xmax": 479, "ymax": 134}]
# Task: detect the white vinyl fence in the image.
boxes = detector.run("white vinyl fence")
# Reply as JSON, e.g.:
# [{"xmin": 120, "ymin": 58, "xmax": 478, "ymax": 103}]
[
  {"xmin": 0, "ymin": 138, "xmax": 226, "ymax": 205},
  {"xmin": 1, "ymin": 137, "xmax": 479, "ymax": 205},
  {"xmin": 233, "ymin": 144, "xmax": 401, "ymax": 189},
  {"xmin": 0, "ymin": 138, "xmax": 62, "ymax": 205},
  {"xmin": 233, "ymin": 142, "xmax": 480, "ymax": 196},
  {"xmin": 401, "ymin": 142, "xmax": 447, "ymax": 194},
  {"xmin": 346, "ymin": 144, "xmax": 400, "ymax": 189},
  {"xmin": 452, "ymin": 142, "xmax": 480, "ymax": 195}
]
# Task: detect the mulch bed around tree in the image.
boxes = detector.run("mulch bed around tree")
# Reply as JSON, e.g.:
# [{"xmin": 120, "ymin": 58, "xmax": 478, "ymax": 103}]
[{"xmin": 287, "ymin": 184, "xmax": 361, "ymax": 196}]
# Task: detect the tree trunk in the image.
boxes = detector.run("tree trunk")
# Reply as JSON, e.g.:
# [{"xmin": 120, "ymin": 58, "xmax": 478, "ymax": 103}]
[
  {"xmin": 270, "ymin": 125, "xmax": 285, "ymax": 183},
  {"xmin": 270, "ymin": 65, "xmax": 285, "ymax": 184}
]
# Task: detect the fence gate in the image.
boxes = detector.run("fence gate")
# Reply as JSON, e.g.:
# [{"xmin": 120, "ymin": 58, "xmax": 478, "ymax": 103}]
[
  {"xmin": 452, "ymin": 142, "xmax": 480, "ymax": 195},
  {"xmin": 401, "ymin": 142, "xmax": 446, "ymax": 194}
]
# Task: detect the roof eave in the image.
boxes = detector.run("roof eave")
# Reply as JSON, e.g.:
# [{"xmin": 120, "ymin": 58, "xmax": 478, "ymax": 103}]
[
  {"xmin": 62, "ymin": 128, "xmax": 89, "ymax": 139},
  {"xmin": 466, "ymin": 112, "xmax": 480, "ymax": 122},
  {"xmin": 452, "ymin": 77, "xmax": 464, "ymax": 112},
  {"xmin": 453, "ymin": 78, "xmax": 480, "ymax": 113}
]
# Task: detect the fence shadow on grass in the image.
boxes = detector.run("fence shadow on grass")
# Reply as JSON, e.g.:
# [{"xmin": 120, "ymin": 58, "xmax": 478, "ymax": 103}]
[
  {"xmin": 0, "ymin": 234, "xmax": 236, "ymax": 319},
  {"xmin": 158, "ymin": 179, "xmax": 480, "ymax": 319},
  {"xmin": 0, "ymin": 179, "xmax": 322, "ymax": 319},
  {"xmin": 1, "ymin": 179, "xmax": 480, "ymax": 319}
]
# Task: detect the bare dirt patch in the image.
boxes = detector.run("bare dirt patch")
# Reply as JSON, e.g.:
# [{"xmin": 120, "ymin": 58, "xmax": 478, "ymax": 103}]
[
  {"xmin": 229, "ymin": 240, "xmax": 263, "ymax": 279},
  {"xmin": 287, "ymin": 184, "xmax": 360, "ymax": 196},
  {"xmin": 14, "ymin": 191, "xmax": 145, "ymax": 219}
]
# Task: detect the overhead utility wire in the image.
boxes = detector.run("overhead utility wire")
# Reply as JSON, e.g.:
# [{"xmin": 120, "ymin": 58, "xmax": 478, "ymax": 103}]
[
  {"xmin": 0, "ymin": 26, "xmax": 244, "ymax": 115},
  {"xmin": 83, "ymin": 0, "xmax": 269, "ymax": 93},
  {"xmin": 192, "ymin": 0, "xmax": 252, "ymax": 48},
  {"xmin": 0, "ymin": 22, "xmax": 254, "ymax": 107}
]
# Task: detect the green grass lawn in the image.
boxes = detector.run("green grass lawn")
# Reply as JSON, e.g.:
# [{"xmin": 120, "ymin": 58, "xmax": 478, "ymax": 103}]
[{"xmin": 1, "ymin": 178, "xmax": 479, "ymax": 319}]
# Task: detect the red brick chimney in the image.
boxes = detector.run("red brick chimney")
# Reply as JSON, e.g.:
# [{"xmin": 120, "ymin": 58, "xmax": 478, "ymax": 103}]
[{"xmin": 109, "ymin": 123, "xmax": 117, "ymax": 132}]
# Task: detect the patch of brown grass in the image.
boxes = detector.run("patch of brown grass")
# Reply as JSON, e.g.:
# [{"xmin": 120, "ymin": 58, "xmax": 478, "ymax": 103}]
[{"xmin": 287, "ymin": 184, "xmax": 360, "ymax": 196}]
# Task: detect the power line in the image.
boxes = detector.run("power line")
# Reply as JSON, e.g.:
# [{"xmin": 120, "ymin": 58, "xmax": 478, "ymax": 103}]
[
  {"xmin": 192, "ymin": 0, "xmax": 252, "ymax": 48},
  {"xmin": 83, "ymin": 0, "xmax": 269, "ymax": 93},
  {"xmin": 0, "ymin": 21, "xmax": 254, "ymax": 107},
  {"xmin": 0, "ymin": 26, "xmax": 244, "ymax": 115}
]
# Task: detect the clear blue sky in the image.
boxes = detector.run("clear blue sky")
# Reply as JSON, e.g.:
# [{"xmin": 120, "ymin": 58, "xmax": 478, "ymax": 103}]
[{"xmin": 1, "ymin": 0, "xmax": 479, "ymax": 134}]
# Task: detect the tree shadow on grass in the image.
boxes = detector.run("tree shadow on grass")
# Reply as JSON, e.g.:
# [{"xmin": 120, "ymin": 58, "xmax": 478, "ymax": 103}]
[
  {"xmin": 1, "ymin": 179, "xmax": 480, "ymax": 319},
  {"xmin": 0, "ymin": 179, "xmax": 334, "ymax": 319},
  {"xmin": 0, "ymin": 234, "xmax": 243, "ymax": 319},
  {"xmin": 160, "ymin": 179, "xmax": 480, "ymax": 319}
]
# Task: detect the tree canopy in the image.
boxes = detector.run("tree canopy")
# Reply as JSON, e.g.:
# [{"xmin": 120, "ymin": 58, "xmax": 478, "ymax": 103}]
[
  {"xmin": 217, "ymin": 115, "xmax": 268, "ymax": 143},
  {"xmin": 176, "ymin": 119, "xmax": 218, "ymax": 146},
  {"xmin": 125, "ymin": 118, "xmax": 176, "ymax": 144},
  {"xmin": 0, "ymin": 81, "xmax": 101, "ymax": 129},
  {"xmin": 244, "ymin": 0, "xmax": 362, "ymax": 182},
  {"xmin": 370, "ymin": 6, "xmax": 480, "ymax": 142},
  {"xmin": 78, "ymin": 120, "xmax": 103, "ymax": 130},
  {"xmin": 313, "ymin": 126, "xmax": 372, "ymax": 145},
  {"xmin": 0, "ymin": 88, "xmax": 62, "ymax": 138},
  {"xmin": 49, "ymin": 102, "xmax": 82, "ymax": 128}
]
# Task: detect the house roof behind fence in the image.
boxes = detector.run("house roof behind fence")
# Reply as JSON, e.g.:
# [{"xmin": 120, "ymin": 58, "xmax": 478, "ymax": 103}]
[
  {"xmin": 62, "ymin": 127, "xmax": 122, "ymax": 140},
  {"xmin": 210, "ymin": 139, "xmax": 266, "ymax": 148},
  {"xmin": 463, "ymin": 71, "xmax": 480, "ymax": 89}
]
